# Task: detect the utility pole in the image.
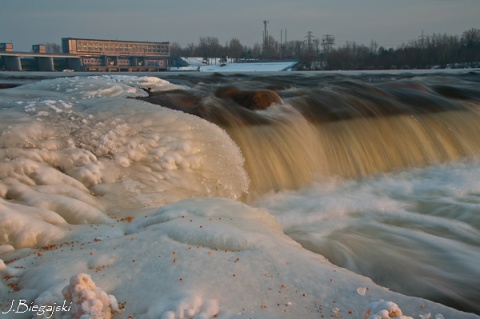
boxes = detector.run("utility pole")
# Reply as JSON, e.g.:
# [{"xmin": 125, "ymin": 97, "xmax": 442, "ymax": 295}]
[
  {"xmin": 280, "ymin": 29, "xmax": 288, "ymax": 59},
  {"xmin": 305, "ymin": 31, "xmax": 314, "ymax": 52},
  {"xmin": 263, "ymin": 20, "xmax": 269, "ymax": 59},
  {"xmin": 418, "ymin": 30, "xmax": 426, "ymax": 48}
]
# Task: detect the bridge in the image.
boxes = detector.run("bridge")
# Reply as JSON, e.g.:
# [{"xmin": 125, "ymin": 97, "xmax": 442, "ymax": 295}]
[{"xmin": 0, "ymin": 51, "xmax": 82, "ymax": 71}]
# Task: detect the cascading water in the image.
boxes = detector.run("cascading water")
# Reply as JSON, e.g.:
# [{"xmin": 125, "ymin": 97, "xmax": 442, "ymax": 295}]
[{"xmin": 196, "ymin": 77, "xmax": 480, "ymax": 196}]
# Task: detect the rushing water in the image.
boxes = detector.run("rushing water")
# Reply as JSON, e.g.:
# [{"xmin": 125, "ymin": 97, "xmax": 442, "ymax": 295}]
[{"xmin": 1, "ymin": 70, "xmax": 480, "ymax": 315}]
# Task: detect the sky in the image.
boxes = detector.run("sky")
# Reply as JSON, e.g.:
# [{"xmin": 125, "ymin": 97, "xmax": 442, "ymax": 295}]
[{"xmin": 1, "ymin": 0, "xmax": 479, "ymax": 52}]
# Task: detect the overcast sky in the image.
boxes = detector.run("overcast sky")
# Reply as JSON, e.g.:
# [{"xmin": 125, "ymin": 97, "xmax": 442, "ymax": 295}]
[{"xmin": 1, "ymin": 0, "xmax": 479, "ymax": 52}]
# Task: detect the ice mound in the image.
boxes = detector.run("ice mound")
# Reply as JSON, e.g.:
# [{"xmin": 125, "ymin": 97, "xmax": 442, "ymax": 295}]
[
  {"xmin": 61, "ymin": 273, "xmax": 120, "ymax": 319},
  {"xmin": 10, "ymin": 75, "xmax": 182, "ymax": 99},
  {"xmin": 0, "ymin": 86, "xmax": 248, "ymax": 248},
  {"xmin": 365, "ymin": 300, "xmax": 413, "ymax": 319},
  {"xmin": 0, "ymin": 198, "xmax": 67, "ymax": 248},
  {"xmin": 0, "ymin": 147, "xmax": 110, "ymax": 248},
  {"xmin": 105, "ymin": 75, "xmax": 184, "ymax": 93}
]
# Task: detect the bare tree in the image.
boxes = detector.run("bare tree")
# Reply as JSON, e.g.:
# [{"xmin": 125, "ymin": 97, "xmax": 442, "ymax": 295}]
[
  {"xmin": 461, "ymin": 28, "xmax": 480, "ymax": 63},
  {"xmin": 369, "ymin": 40, "xmax": 378, "ymax": 54},
  {"xmin": 251, "ymin": 43, "xmax": 262, "ymax": 60},
  {"xmin": 197, "ymin": 37, "xmax": 222, "ymax": 63},
  {"xmin": 263, "ymin": 35, "xmax": 278, "ymax": 59},
  {"xmin": 170, "ymin": 42, "xmax": 182, "ymax": 56},
  {"xmin": 426, "ymin": 33, "xmax": 459, "ymax": 66},
  {"xmin": 228, "ymin": 38, "xmax": 244, "ymax": 61},
  {"xmin": 185, "ymin": 43, "xmax": 196, "ymax": 57},
  {"xmin": 462, "ymin": 28, "xmax": 480, "ymax": 47}
]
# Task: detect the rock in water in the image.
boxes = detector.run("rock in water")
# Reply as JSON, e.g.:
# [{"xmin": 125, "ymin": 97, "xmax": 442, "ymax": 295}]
[
  {"xmin": 215, "ymin": 86, "xmax": 282, "ymax": 110},
  {"xmin": 136, "ymin": 89, "xmax": 202, "ymax": 115}
]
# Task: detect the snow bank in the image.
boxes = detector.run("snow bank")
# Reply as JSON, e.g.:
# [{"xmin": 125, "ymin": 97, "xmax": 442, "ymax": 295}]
[
  {"xmin": 170, "ymin": 59, "xmax": 298, "ymax": 72},
  {"xmin": 199, "ymin": 61, "xmax": 297, "ymax": 72}
]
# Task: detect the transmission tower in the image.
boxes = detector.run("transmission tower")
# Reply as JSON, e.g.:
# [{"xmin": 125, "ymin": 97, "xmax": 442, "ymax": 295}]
[
  {"xmin": 322, "ymin": 34, "xmax": 335, "ymax": 54},
  {"xmin": 418, "ymin": 30, "xmax": 426, "ymax": 48}
]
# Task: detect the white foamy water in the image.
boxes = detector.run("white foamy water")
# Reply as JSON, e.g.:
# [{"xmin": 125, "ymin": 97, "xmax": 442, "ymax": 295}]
[
  {"xmin": 256, "ymin": 160, "xmax": 480, "ymax": 312},
  {"xmin": 0, "ymin": 74, "xmax": 478, "ymax": 319}
]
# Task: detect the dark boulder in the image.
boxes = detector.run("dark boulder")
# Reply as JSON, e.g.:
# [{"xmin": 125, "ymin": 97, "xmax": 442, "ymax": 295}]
[
  {"xmin": 136, "ymin": 89, "xmax": 202, "ymax": 115},
  {"xmin": 215, "ymin": 86, "xmax": 282, "ymax": 110}
]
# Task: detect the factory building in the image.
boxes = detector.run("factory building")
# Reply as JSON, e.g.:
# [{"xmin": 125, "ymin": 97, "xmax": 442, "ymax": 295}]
[
  {"xmin": 0, "ymin": 43, "xmax": 14, "ymax": 52},
  {"xmin": 62, "ymin": 38, "xmax": 170, "ymax": 71}
]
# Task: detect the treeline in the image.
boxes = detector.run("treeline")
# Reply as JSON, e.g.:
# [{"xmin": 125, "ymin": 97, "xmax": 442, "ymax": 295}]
[
  {"xmin": 171, "ymin": 28, "xmax": 480, "ymax": 70},
  {"xmin": 325, "ymin": 28, "xmax": 480, "ymax": 70},
  {"xmin": 170, "ymin": 35, "xmax": 327, "ymax": 63}
]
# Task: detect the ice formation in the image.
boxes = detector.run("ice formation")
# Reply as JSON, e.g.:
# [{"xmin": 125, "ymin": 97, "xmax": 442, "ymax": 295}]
[
  {"xmin": 61, "ymin": 273, "xmax": 120, "ymax": 319},
  {"xmin": 365, "ymin": 300, "xmax": 413, "ymax": 319}
]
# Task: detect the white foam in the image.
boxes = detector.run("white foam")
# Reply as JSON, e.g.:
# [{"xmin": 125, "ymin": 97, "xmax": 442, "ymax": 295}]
[{"xmin": 255, "ymin": 161, "xmax": 480, "ymax": 312}]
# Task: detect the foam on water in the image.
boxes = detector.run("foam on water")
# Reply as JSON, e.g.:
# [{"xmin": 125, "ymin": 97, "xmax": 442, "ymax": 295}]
[{"xmin": 255, "ymin": 159, "xmax": 480, "ymax": 312}]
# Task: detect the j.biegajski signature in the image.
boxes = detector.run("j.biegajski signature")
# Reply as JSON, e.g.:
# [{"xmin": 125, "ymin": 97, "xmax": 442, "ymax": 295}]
[{"xmin": 2, "ymin": 299, "xmax": 72, "ymax": 318}]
